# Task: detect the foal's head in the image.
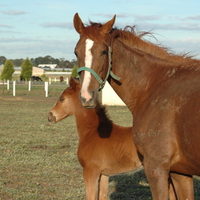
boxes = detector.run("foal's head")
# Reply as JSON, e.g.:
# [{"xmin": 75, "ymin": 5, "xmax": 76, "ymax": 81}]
[
  {"xmin": 48, "ymin": 76, "xmax": 113, "ymax": 137},
  {"xmin": 48, "ymin": 77, "xmax": 81, "ymax": 123},
  {"xmin": 73, "ymin": 13, "xmax": 116, "ymax": 108}
]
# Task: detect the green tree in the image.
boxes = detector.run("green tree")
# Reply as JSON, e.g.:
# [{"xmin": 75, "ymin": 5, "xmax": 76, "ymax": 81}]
[
  {"xmin": 1, "ymin": 60, "xmax": 15, "ymax": 80},
  {"xmin": 71, "ymin": 65, "xmax": 78, "ymax": 78},
  {"xmin": 0, "ymin": 56, "xmax": 6, "ymax": 64},
  {"xmin": 20, "ymin": 58, "xmax": 33, "ymax": 81}
]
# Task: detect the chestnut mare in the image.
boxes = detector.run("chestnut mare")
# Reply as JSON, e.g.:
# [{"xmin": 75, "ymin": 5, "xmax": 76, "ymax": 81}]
[
  {"xmin": 73, "ymin": 13, "xmax": 200, "ymax": 199},
  {"xmin": 48, "ymin": 77, "xmax": 180, "ymax": 200}
]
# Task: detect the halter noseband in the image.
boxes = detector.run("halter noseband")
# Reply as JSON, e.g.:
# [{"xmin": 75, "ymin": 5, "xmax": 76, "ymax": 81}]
[{"xmin": 77, "ymin": 46, "xmax": 121, "ymax": 91}]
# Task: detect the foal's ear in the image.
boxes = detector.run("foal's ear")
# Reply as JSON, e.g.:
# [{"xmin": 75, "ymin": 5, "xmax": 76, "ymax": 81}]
[
  {"xmin": 99, "ymin": 15, "xmax": 116, "ymax": 35},
  {"xmin": 73, "ymin": 13, "xmax": 85, "ymax": 34},
  {"xmin": 69, "ymin": 77, "xmax": 79, "ymax": 90}
]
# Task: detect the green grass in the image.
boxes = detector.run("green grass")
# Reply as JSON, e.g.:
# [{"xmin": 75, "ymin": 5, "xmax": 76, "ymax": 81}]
[
  {"xmin": 0, "ymin": 89, "xmax": 200, "ymax": 199},
  {"xmin": 0, "ymin": 96, "xmax": 83, "ymax": 199}
]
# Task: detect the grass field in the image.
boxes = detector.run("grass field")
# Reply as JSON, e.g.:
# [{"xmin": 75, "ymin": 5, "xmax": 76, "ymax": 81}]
[{"xmin": 1, "ymin": 84, "xmax": 200, "ymax": 200}]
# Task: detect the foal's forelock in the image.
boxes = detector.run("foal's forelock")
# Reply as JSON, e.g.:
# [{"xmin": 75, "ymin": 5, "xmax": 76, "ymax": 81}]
[{"xmin": 81, "ymin": 39, "xmax": 94, "ymax": 101}]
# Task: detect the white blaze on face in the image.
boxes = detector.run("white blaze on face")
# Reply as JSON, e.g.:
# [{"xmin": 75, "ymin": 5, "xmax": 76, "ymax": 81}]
[{"xmin": 81, "ymin": 39, "xmax": 94, "ymax": 101}]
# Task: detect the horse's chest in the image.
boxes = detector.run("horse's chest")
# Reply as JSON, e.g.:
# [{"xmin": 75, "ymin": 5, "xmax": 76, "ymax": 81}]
[{"xmin": 132, "ymin": 114, "xmax": 174, "ymax": 154}]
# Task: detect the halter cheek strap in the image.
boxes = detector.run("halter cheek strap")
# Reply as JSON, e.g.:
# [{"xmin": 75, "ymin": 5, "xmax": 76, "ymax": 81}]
[{"xmin": 77, "ymin": 46, "xmax": 121, "ymax": 91}]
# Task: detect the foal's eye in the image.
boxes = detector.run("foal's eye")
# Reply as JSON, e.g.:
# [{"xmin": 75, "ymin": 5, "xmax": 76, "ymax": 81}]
[
  {"xmin": 101, "ymin": 50, "xmax": 107, "ymax": 56},
  {"xmin": 60, "ymin": 98, "xmax": 65, "ymax": 102},
  {"xmin": 74, "ymin": 51, "xmax": 78, "ymax": 57}
]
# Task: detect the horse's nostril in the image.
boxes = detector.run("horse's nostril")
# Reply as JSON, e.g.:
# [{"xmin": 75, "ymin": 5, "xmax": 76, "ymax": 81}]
[
  {"xmin": 48, "ymin": 112, "xmax": 56, "ymax": 123},
  {"xmin": 79, "ymin": 92, "xmax": 88, "ymax": 103},
  {"xmin": 80, "ymin": 96, "xmax": 86, "ymax": 104},
  {"xmin": 48, "ymin": 112, "xmax": 53, "ymax": 122}
]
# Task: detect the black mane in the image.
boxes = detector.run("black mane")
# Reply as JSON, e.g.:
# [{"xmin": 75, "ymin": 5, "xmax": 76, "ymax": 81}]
[{"xmin": 95, "ymin": 101, "xmax": 113, "ymax": 138}]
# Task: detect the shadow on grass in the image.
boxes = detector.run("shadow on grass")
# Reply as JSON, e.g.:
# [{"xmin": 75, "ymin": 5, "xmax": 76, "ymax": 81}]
[
  {"xmin": 109, "ymin": 171, "xmax": 200, "ymax": 200},
  {"xmin": 109, "ymin": 170, "xmax": 152, "ymax": 200}
]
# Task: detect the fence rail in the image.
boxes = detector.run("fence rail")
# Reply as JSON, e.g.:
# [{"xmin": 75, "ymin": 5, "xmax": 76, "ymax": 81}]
[{"xmin": 0, "ymin": 78, "xmax": 69, "ymax": 97}]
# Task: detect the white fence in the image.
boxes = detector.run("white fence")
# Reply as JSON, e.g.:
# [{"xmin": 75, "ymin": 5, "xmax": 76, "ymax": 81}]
[
  {"xmin": 48, "ymin": 77, "xmax": 69, "ymax": 85},
  {"xmin": 0, "ymin": 78, "xmax": 69, "ymax": 97},
  {"xmin": 0, "ymin": 80, "xmax": 50, "ymax": 97}
]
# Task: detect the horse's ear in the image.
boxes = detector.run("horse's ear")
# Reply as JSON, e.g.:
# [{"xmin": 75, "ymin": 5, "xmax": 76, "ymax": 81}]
[
  {"xmin": 73, "ymin": 13, "xmax": 85, "ymax": 34},
  {"xmin": 99, "ymin": 15, "xmax": 116, "ymax": 35}
]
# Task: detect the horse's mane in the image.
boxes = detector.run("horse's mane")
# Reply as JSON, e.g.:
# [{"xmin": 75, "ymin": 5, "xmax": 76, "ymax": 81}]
[
  {"xmin": 111, "ymin": 26, "xmax": 196, "ymax": 63},
  {"xmin": 95, "ymin": 100, "xmax": 113, "ymax": 138},
  {"xmin": 83, "ymin": 21, "xmax": 198, "ymax": 64}
]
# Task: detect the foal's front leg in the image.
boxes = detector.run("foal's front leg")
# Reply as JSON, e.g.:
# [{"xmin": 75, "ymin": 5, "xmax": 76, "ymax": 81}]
[
  {"xmin": 99, "ymin": 174, "xmax": 109, "ymax": 200},
  {"xmin": 83, "ymin": 167, "xmax": 101, "ymax": 200}
]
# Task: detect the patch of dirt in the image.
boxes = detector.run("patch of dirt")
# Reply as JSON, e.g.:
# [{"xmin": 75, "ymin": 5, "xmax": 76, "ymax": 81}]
[
  {"xmin": 0, "ymin": 95, "xmax": 57, "ymax": 103},
  {"xmin": 31, "ymin": 145, "xmax": 48, "ymax": 149}
]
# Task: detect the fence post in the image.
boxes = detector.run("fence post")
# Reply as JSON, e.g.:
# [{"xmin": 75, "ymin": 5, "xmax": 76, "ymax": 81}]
[
  {"xmin": 28, "ymin": 81, "xmax": 31, "ymax": 91},
  {"xmin": 13, "ymin": 81, "xmax": 16, "ymax": 96},
  {"xmin": 45, "ymin": 82, "xmax": 48, "ymax": 97},
  {"xmin": 66, "ymin": 77, "xmax": 69, "ymax": 85},
  {"xmin": 49, "ymin": 78, "xmax": 51, "ymax": 85}
]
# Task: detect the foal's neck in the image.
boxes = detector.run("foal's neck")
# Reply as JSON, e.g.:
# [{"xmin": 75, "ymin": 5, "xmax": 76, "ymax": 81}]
[
  {"xmin": 75, "ymin": 103, "xmax": 113, "ymax": 139},
  {"xmin": 75, "ymin": 105, "xmax": 99, "ymax": 139}
]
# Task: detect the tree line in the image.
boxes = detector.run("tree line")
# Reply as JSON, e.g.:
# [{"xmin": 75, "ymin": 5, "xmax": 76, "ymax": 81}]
[
  {"xmin": 0, "ymin": 55, "xmax": 78, "ymax": 69},
  {"xmin": 0, "ymin": 56, "xmax": 79, "ymax": 81}
]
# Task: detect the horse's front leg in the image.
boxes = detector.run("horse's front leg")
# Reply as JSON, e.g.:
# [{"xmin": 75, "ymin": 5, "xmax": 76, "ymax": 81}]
[
  {"xmin": 99, "ymin": 174, "xmax": 109, "ymax": 200},
  {"xmin": 170, "ymin": 173, "xmax": 194, "ymax": 200},
  {"xmin": 143, "ymin": 158, "xmax": 169, "ymax": 200},
  {"xmin": 83, "ymin": 166, "xmax": 101, "ymax": 200}
]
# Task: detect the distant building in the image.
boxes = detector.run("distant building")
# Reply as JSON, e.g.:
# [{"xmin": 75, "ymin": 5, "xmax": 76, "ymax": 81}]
[
  {"xmin": 102, "ymin": 82, "xmax": 125, "ymax": 106},
  {"xmin": 32, "ymin": 66, "xmax": 44, "ymax": 76},
  {"xmin": 12, "ymin": 66, "xmax": 44, "ymax": 76},
  {"xmin": 38, "ymin": 64, "xmax": 58, "ymax": 70}
]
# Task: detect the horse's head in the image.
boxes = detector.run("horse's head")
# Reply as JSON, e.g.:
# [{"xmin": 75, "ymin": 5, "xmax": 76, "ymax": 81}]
[
  {"xmin": 48, "ymin": 77, "xmax": 81, "ymax": 123},
  {"xmin": 73, "ymin": 13, "xmax": 119, "ymax": 108}
]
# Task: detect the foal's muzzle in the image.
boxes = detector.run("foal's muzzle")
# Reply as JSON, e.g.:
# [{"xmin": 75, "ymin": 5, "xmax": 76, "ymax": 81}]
[{"xmin": 48, "ymin": 112, "xmax": 57, "ymax": 124}]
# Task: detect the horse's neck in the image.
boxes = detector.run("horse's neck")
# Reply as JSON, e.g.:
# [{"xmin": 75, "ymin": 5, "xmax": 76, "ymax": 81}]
[
  {"xmin": 75, "ymin": 108, "xmax": 99, "ymax": 139},
  {"xmin": 110, "ymin": 40, "xmax": 166, "ymax": 114}
]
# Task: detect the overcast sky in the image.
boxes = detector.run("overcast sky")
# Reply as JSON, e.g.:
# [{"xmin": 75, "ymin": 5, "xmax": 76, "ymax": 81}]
[{"xmin": 0, "ymin": 0, "xmax": 200, "ymax": 61}]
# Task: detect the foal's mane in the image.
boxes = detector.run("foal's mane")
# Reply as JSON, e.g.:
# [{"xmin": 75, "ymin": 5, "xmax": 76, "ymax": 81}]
[
  {"xmin": 70, "ymin": 78, "xmax": 112, "ymax": 138},
  {"xmin": 95, "ymin": 100, "xmax": 113, "ymax": 138},
  {"xmin": 83, "ymin": 21, "xmax": 198, "ymax": 64}
]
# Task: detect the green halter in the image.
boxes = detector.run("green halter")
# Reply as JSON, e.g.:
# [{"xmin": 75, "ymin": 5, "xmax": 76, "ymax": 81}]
[{"xmin": 77, "ymin": 46, "xmax": 121, "ymax": 91}]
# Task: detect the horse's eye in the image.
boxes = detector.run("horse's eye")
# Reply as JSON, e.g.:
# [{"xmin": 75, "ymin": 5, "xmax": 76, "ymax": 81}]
[
  {"xmin": 60, "ymin": 98, "xmax": 65, "ymax": 102},
  {"xmin": 74, "ymin": 51, "xmax": 78, "ymax": 57},
  {"xmin": 101, "ymin": 50, "xmax": 107, "ymax": 56}
]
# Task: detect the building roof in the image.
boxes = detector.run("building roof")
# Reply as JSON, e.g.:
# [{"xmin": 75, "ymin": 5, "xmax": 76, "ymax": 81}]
[{"xmin": 38, "ymin": 64, "xmax": 57, "ymax": 70}]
